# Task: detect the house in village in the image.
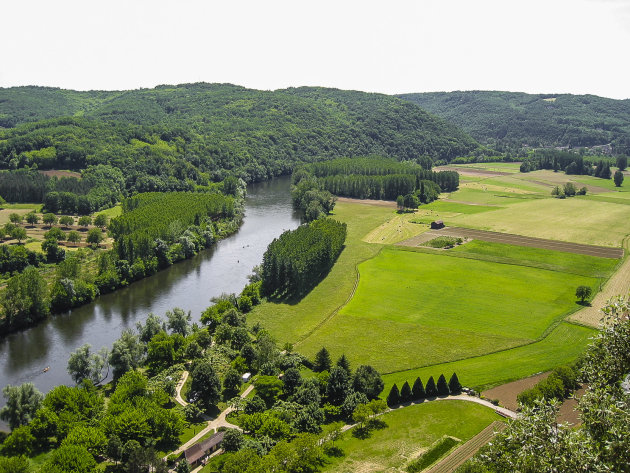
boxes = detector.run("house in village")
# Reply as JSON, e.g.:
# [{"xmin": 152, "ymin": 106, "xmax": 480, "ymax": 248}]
[{"xmin": 182, "ymin": 431, "xmax": 225, "ymax": 468}]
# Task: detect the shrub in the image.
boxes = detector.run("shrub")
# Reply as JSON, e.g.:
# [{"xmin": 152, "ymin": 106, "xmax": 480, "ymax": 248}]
[{"xmin": 400, "ymin": 381, "xmax": 412, "ymax": 402}]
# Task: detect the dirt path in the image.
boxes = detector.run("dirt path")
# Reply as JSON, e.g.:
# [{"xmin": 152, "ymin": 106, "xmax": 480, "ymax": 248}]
[
  {"xmin": 165, "ymin": 381, "xmax": 254, "ymax": 460},
  {"xmin": 336, "ymin": 197, "xmax": 396, "ymax": 208},
  {"xmin": 570, "ymin": 237, "xmax": 630, "ymax": 327},
  {"xmin": 174, "ymin": 371, "xmax": 189, "ymax": 407},
  {"xmin": 398, "ymin": 227, "xmax": 624, "ymax": 258}
]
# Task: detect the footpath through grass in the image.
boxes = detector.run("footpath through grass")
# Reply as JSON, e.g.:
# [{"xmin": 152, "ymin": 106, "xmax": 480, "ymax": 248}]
[{"xmin": 322, "ymin": 400, "xmax": 500, "ymax": 472}]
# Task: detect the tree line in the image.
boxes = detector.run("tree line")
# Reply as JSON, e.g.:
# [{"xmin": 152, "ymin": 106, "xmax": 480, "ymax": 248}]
[
  {"xmin": 261, "ymin": 219, "xmax": 346, "ymax": 298},
  {"xmin": 385, "ymin": 373, "xmax": 462, "ymax": 407}
]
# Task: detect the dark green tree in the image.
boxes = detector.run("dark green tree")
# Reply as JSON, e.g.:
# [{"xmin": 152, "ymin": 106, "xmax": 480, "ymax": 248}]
[
  {"xmin": 222, "ymin": 429, "xmax": 244, "ymax": 453},
  {"xmin": 326, "ymin": 366, "xmax": 350, "ymax": 405},
  {"xmin": 352, "ymin": 365, "xmax": 384, "ymax": 399},
  {"xmin": 614, "ymin": 170, "xmax": 624, "ymax": 187},
  {"xmin": 448, "ymin": 373, "xmax": 462, "ymax": 394},
  {"xmin": 400, "ymin": 381, "xmax": 412, "ymax": 402},
  {"xmin": 190, "ymin": 361, "xmax": 221, "ymax": 409},
  {"xmin": 386, "ymin": 384, "xmax": 400, "ymax": 407},
  {"xmin": 222, "ymin": 368, "xmax": 242, "ymax": 397},
  {"xmin": 282, "ymin": 367, "xmax": 302, "ymax": 398},
  {"xmin": 425, "ymin": 376, "xmax": 438, "ymax": 397},
  {"xmin": 313, "ymin": 347, "xmax": 332, "ymax": 373},
  {"xmin": 437, "ymin": 374, "xmax": 450, "ymax": 396},
  {"xmin": 576, "ymin": 285, "xmax": 592, "ymax": 303},
  {"xmin": 411, "ymin": 377, "xmax": 425, "ymax": 400},
  {"xmin": 616, "ymin": 156, "xmax": 628, "ymax": 171},
  {"xmin": 336, "ymin": 354, "xmax": 351, "ymax": 377}
]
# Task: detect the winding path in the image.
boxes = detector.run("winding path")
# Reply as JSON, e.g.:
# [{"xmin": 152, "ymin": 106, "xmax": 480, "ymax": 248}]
[{"xmin": 165, "ymin": 371, "xmax": 255, "ymax": 460}]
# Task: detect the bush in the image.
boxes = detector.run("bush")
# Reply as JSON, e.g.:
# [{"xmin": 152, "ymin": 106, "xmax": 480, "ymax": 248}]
[{"xmin": 449, "ymin": 373, "xmax": 462, "ymax": 394}]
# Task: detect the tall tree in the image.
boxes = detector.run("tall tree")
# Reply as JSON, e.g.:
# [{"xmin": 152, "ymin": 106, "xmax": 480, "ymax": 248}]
[
  {"xmin": 0, "ymin": 383, "xmax": 43, "ymax": 430},
  {"xmin": 190, "ymin": 361, "xmax": 221, "ymax": 409},
  {"xmin": 386, "ymin": 384, "xmax": 400, "ymax": 407},
  {"xmin": 412, "ymin": 377, "xmax": 425, "ymax": 400},
  {"xmin": 313, "ymin": 347, "xmax": 332, "ymax": 373},
  {"xmin": 352, "ymin": 365, "xmax": 384, "ymax": 400}
]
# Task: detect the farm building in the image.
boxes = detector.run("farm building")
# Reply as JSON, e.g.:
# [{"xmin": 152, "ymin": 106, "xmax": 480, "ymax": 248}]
[
  {"xmin": 183, "ymin": 431, "xmax": 225, "ymax": 467},
  {"xmin": 431, "ymin": 220, "xmax": 445, "ymax": 229}
]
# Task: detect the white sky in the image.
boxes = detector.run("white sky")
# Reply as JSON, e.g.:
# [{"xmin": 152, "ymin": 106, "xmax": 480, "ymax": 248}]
[{"xmin": 2, "ymin": 0, "xmax": 630, "ymax": 99}]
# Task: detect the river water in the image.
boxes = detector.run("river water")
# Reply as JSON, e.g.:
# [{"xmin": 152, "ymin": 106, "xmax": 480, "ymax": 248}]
[{"xmin": 0, "ymin": 177, "xmax": 300, "ymax": 421}]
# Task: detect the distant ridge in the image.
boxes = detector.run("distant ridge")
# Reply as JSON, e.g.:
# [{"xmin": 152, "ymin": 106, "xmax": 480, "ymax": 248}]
[{"xmin": 398, "ymin": 91, "xmax": 630, "ymax": 154}]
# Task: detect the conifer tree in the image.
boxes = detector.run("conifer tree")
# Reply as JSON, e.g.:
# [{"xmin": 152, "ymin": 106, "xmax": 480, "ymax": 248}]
[
  {"xmin": 400, "ymin": 381, "xmax": 412, "ymax": 402},
  {"xmin": 336, "ymin": 354, "xmax": 351, "ymax": 377},
  {"xmin": 386, "ymin": 384, "xmax": 400, "ymax": 407},
  {"xmin": 425, "ymin": 376, "xmax": 438, "ymax": 397},
  {"xmin": 411, "ymin": 377, "xmax": 425, "ymax": 400},
  {"xmin": 448, "ymin": 373, "xmax": 462, "ymax": 394},
  {"xmin": 437, "ymin": 374, "xmax": 450, "ymax": 396},
  {"xmin": 314, "ymin": 347, "xmax": 332, "ymax": 373}
]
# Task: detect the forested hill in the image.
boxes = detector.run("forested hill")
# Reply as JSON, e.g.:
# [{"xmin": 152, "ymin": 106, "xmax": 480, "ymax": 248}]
[
  {"xmin": 0, "ymin": 84, "xmax": 480, "ymax": 183},
  {"xmin": 398, "ymin": 91, "xmax": 630, "ymax": 154}
]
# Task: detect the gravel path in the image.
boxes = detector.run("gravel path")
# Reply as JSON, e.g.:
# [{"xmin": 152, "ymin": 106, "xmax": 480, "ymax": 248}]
[{"xmin": 165, "ymin": 372, "xmax": 254, "ymax": 461}]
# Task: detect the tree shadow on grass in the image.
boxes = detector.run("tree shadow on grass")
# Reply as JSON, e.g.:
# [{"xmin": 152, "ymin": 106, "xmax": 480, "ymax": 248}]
[
  {"xmin": 264, "ymin": 246, "xmax": 346, "ymax": 306},
  {"xmin": 323, "ymin": 445, "xmax": 345, "ymax": 457},
  {"xmin": 577, "ymin": 300, "xmax": 592, "ymax": 307}
]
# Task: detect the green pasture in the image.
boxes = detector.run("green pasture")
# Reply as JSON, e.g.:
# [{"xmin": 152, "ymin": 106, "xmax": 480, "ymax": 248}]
[
  {"xmin": 454, "ymin": 197, "xmax": 630, "ymax": 247},
  {"xmin": 422, "ymin": 200, "xmax": 501, "ymax": 215},
  {"xmin": 296, "ymin": 247, "xmax": 596, "ymax": 372},
  {"xmin": 451, "ymin": 240, "xmax": 619, "ymax": 278},
  {"xmin": 448, "ymin": 162, "xmax": 522, "ymax": 173},
  {"xmin": 322, "ymin": 400, "xmax": 500, "ymax": 472},
  {"xmin": 247, "ymin": 201, "xmax": 396, "ymax": 345},
  {"xmin": 382, "ymin": 322, "xmax": 595, "ymax": 392},
  {"xmin": 96, "ymin": 204, "xmax": 122, "ymax": 219},
  {"xmin": 441, "ymin": 188, "xmax": 542, "ymax": 206}
]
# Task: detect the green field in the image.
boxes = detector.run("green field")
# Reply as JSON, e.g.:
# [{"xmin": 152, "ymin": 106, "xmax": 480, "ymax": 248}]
[
  {"xmin": 454, "ymin": 197, "xmax": 630, "ymax": 247},
  {"xmin": 451, "ymin": 240, "xmax": 619, "ymax": 277},
  {"xmin": 322, "ymin": 400, "xmax": 501, "ymax": 472},
  {"xmin": 248, "ymin": 202, "xmax": 396, "ymax": 345},
  {"xmin": 296, "ymin": 246, "xmax": 597, "ymax": 373},
  {"xmin": 382, "ymin": 322, "xmax": 595, "ymax": 391}
]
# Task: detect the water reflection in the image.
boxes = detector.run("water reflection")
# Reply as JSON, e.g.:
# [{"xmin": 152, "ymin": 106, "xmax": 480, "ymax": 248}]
[{"xmin": 0, "ymin": 177, "xmax": 300, "ymax": 411}]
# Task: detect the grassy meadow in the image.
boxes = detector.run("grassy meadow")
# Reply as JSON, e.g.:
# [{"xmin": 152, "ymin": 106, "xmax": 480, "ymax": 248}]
[{"xmin": 321, "ymin": 401, "xmax": 500, "ymax": 472}]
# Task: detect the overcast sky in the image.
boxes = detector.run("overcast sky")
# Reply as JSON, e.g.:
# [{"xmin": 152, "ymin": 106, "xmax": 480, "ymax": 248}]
[{"xmin": 2, "ymin": 0, "xmax": 629, "ymax": 99}]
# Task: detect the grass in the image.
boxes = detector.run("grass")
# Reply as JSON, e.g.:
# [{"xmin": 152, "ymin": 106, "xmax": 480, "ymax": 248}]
[
  {"xmin": 382, "ymin": 322, "xmax": 595, "ymax": 392},
  {"xmin": 363, "ymin": 211, "xmax": 428, "ymax": 245},
  {"xmin": 451, "ymin": 240, "xmax": 619, "ymax": 278},
  {"xmin": 454, "ymin": 197, "xmax": 630, "ymax": 247},
  {"xmin": 295, "ymin": 247, "xmax": 596, "ymax": 373},
  {"xmin": 97, "ymin": 204, "xmax": 122, "ymax": 219},
  {"xmin": 321, "ymin": 400, "xmax": 501, "ymax": 472},
  {"xmin": 406, "ymin": 436, "xmax": 459, "ymax": 472},
  {"xmin": 422, "ymin": 200, "xmax": 502, "ymax": 214},
  {"xmin": 178, "ymin": 420, "xmax": 208, "ymax": 445},
  {"xmin": 247, "ymin": 201, "xmax": 396, "ymax": 346},
  {"xmin": 441, "ymin": 188, "xmax": 542, "ymax": 206}
]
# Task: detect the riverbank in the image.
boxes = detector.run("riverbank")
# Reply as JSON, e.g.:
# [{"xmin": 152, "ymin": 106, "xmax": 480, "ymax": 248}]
[{"xmin": 0, "ymin": 177, "xmax": 301, "ymax": 410}]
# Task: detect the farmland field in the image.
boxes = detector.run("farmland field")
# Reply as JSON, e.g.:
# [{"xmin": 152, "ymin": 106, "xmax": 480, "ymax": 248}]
[
  {"xmin": 295, "ymin": 246, "xmax": 599, "ymax": 372},
  {"xmin": 321, "ymin": 400, "xmax": 501, "ymax": 473}
]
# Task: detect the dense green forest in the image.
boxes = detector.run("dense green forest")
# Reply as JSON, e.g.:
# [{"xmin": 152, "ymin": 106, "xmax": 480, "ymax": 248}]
[
  {"xmin": 291, "ymin": 157, "xmax": 457, "ymax": 217},
  {"xmin": 0, "ymin": 84, "xmax": 482, "ymax": 189},
  {"xmin": 399, "ymin": 91, "xmax": 630, "ymax": 154},
  {"xmin": 261, "ymin": 219, "xmax": 347, "ymax": 298}
]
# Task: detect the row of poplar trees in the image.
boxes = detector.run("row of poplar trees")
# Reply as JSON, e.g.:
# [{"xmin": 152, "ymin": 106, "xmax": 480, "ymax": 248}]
[{"xmin": 386, "ymin": 373, "xmax": 462, "ymax": 407}]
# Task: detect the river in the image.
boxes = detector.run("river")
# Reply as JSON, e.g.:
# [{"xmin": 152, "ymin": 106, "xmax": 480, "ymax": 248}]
[{"xmin": 0, "ymin": 177, "xmax": 300, "ymax": 423}]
